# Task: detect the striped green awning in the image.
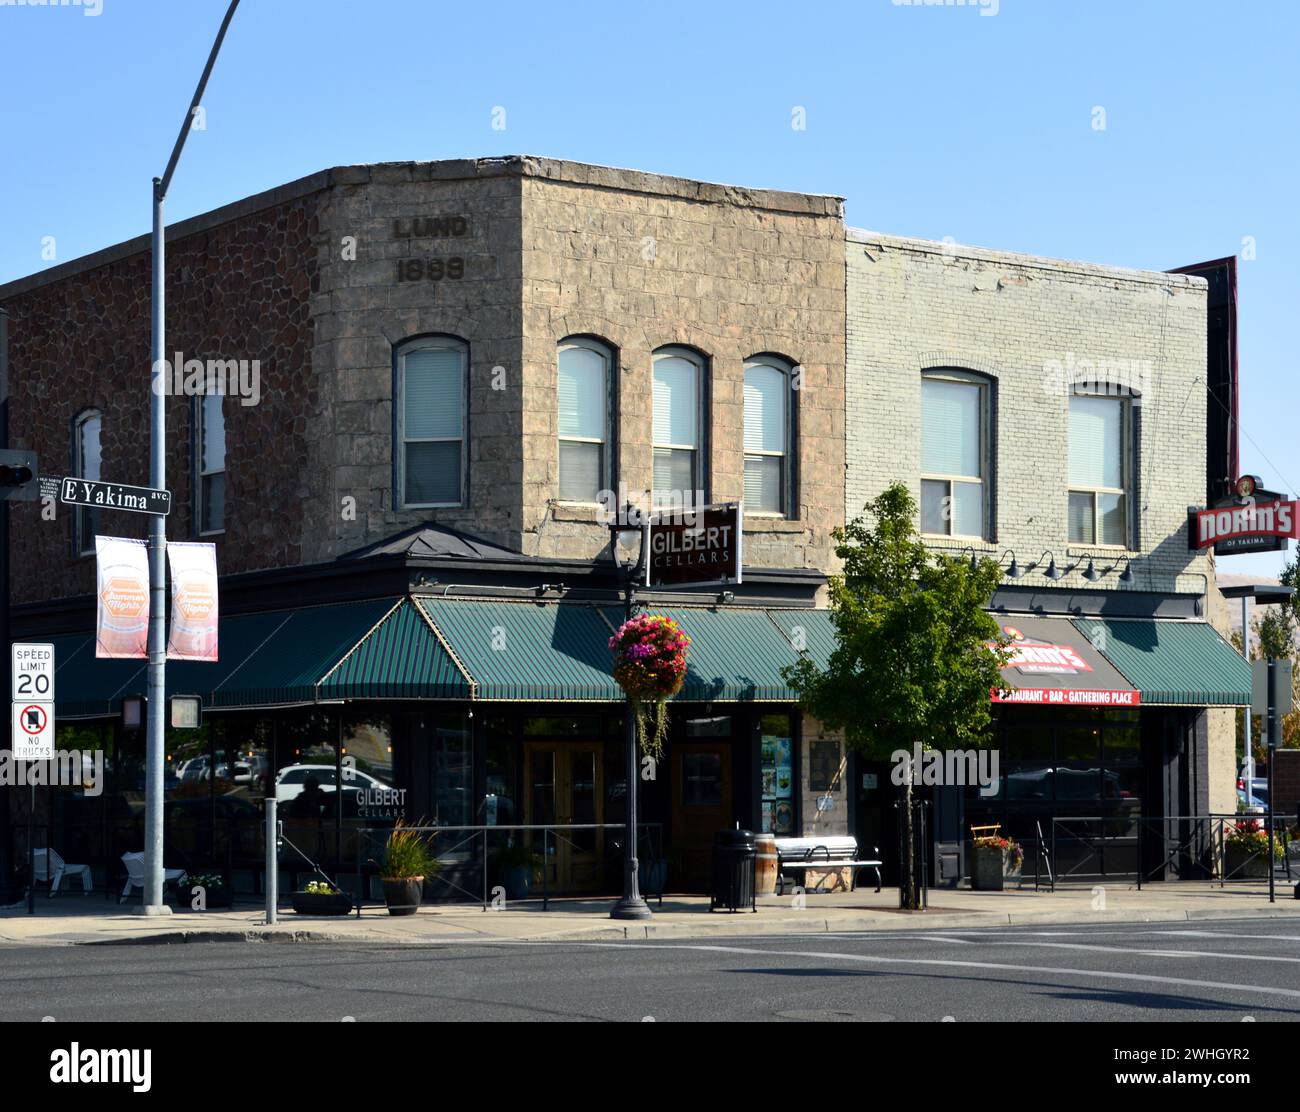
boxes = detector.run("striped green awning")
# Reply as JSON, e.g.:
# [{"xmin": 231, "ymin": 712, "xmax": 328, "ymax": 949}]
[
  {"xmin": 319, "ymin": 599, "xmax": 470, "ymax": 700},
  {"xmin": 600, "ymin": 606, "xmax": 816, "ymax": 702},
  {"xmin": 53, "ymin": 634, "xmax": 147, "ymax": 719},
  {"xmin": 416, "ymin": 597, "xmax": 622, "ymax": 701},
  {"xmin": 765, "ymin": 608, "xmax": 838, "ymax": 671},
  {"xmin": 1071, "ymin": 618, "xmax": 1251, "ymax": 706}
]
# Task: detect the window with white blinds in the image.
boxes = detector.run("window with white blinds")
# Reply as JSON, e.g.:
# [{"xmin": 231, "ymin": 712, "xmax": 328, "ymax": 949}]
[
  {"xmin": 197, "ymin": 386, "xmax": 226, "ymax": 534},
  {"xmin": 1068, "ymin": 393, "xmax": 1128, "ymax": 546},
  {"xmin": 73, "ymin": 409, "xmax": 102, "ymax": 556},
  {"xmin": 652, "ymin": 349, "xmax": 702, "ymax": 506},
  {"xmin": 743, "ymin": 359, "xmax": 790, "ymax": 514},
  {"xmin": 920, "ymin": 373, "xmax": 986, "ymax": 538},
  {"xmin": 557, "ymin": 339, "xmax": 611, "ymax": 502},
  {"xmin": 398, "ymin": 339, "xmax": 466, "ymax": 507}
]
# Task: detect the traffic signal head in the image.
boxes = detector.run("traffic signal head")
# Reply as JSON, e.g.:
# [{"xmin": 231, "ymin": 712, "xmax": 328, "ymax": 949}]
[{"xmin": 0, "ymin": 450, "xmax": 37, "ymax": 502}]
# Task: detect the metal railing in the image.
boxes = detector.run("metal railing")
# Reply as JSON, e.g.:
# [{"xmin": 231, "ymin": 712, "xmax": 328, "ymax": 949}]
[{"xmin": 351, "ymin": 823, "xmax": 665, "ymax": 913}]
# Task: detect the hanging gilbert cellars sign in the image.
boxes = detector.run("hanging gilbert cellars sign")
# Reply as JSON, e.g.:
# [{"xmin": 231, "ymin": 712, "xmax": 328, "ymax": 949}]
[
  {"xmin": 1189, "ymin": 475, "xmax": 1298, "ymax": 555},
  {"xmin": 646, "ymin": 502, "xmax": 742, "ymax": 588}
]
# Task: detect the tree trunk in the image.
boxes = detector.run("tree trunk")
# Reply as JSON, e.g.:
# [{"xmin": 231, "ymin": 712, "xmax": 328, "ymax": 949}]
[{"xmin": 900, "ymin": 761, "xmax": 919, "ymax": 910}]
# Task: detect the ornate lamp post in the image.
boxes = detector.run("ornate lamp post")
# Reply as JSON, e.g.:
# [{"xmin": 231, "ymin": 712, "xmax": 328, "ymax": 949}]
[{"xmin": 609, "ymin": 504, "xmax": 652, "ymax": 921}]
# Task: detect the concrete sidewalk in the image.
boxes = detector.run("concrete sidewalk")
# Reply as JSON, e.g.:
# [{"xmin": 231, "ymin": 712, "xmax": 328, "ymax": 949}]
[{"xmin": 4, "ymin": 879, "xmax": 1300, "ymax": 946}]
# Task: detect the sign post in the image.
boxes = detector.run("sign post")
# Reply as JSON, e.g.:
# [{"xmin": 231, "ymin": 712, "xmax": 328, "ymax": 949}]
[
  {"xmin": 11, "ymin": 643, "xmax": 53, "ymax": 915},
  {"xmin": 1251, "ymin": 658, "xmax": 1292, "ymax": 904}
]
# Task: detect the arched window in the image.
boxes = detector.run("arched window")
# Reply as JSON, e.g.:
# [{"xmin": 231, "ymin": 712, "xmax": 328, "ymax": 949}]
[
  {"xmin": 194, "ymin": 384, "xmax": 226, "ymax": 535},
  {"xmin": 557, "ymin": 337, "xmax": 614, "ymax": 503},
  {"xmin": 395, "ymin": 336, "xmax": 468, "ymax": 509},
  {"xmin": 743, "ymin": 355, "xmax": 795, "ymax": 516},
  {"xmin": 72, "ymin": 409, "xmax": 102, "ymax": 556},
  {"xmin": 920, "ymin": 369, "xmax": 991, "ymax": 539},
  {"xmin": 1068, "ymin": 387, "xmax": 1132, "ymax": 546},
  {"xmin": 652, "ymin": 346, "xmax": 706, "ymax": 508}
]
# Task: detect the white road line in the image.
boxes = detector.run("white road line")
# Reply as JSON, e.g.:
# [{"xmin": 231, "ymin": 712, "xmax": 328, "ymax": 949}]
[{"xmin": 588, "ymin": 942, "xmax": 1300, "ymax": 1002}]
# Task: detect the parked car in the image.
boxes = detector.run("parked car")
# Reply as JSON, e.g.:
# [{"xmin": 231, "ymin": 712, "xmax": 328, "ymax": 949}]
[{"xmin": 274, "ymin": 763, "xmax": 389, "ymax": 802}]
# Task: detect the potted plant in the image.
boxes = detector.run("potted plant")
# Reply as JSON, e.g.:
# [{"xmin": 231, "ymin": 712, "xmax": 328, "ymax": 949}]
[
  {"xmin": 381, "ymin": 822, "xmax": 437, "ymax": 916},
  {"xmin": 1224, "ymin": 819, "xmax": 1283, "ymax": 879},
  {"xmin": 970, "ymin": 834, "xmax": 1022, "ymax": 891},
  {"xmin": 290, "ymin": 878, "xmax": 353, "ymax": 916},
  {"xmin": 493, "ymin": 842, "xmax": 543, "ymax": 901},
  {"xmin": 181, "ymin": 871, "xmax": 233, "ymax": 910}
]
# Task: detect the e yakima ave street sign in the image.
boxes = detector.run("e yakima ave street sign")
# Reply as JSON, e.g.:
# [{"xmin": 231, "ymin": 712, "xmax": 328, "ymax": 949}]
[
  {"xmin": 647, "ymin": 503, "xmax": 742, "ymax": 588},
  {"xmin": 58, "ymin": 477, "xmax": 172, "ymax": 517}
]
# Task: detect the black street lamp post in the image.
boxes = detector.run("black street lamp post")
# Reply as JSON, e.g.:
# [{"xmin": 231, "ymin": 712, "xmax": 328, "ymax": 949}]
[{"xmin": 609, "ymin": 505, "xmax": 652, "ymax": 921}]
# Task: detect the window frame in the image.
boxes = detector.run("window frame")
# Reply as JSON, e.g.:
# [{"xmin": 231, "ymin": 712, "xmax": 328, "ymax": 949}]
[
  {"xmin": 651, "ymin": 345, "xmax": 709, "ymax": 509},
  {"xmin": 71, "ymin": 408, "xmax": 102, "ymax": 558},
  {"xmin": 742, "ymin": 354, "xmax": 797, "ymax": 519},
  {"xmin": 193, "ymin": 381, "xmax": 227, "ymax": 537},
  {"xmin": 394, "ymin": 334, "xmax": 469, "ymax": 511},
  {"xmin": 1067, "ymin": 388, "xmax": 1133, "ymax": 549},
  {"xmin": 555, "ymin": 335, "xmax": 616, "ymax": 505},
  {"xmin": 919, "ymin": 369, "xmax": 991, "ymax": 541}
]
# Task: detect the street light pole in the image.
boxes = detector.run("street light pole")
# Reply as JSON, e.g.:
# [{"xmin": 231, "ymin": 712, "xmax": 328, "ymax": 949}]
[
  {"xmin": 610, "ymin": 505, "xmax": 651, "ymax": 921},
  {"xmin": 140, "ymin": 0, "xmax": 242, "ymax": 915}
]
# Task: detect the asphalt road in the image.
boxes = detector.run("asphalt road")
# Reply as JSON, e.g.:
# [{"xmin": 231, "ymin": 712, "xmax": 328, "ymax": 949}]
[{"xmin": 4, "ymin": 915, "xmax": 1300, "ymax": 1022}]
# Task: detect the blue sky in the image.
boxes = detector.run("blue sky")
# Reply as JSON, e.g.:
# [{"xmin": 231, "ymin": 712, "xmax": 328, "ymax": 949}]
[{"xmin": 1, "ymin": 0, "xmax": 1295, "ymax": 575}]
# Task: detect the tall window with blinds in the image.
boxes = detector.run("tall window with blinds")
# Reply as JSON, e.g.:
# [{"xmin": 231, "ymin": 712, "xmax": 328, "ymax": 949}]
[
  {"xmin": 557, "ymin": 338, "xmax": 612, "ymax": 502},
  {"xmin": 652, "ymin": 347, "xmax": 703, "ymax": 507},
  {"xmin": 397, "ymin": 337, "xmax": 467, "ymax": 508},
  {"xmin": 196, "ymin": 386, "xmax": 226, "ymax": 535},
  {"xmin": 72, "ymin": 409, "xmax": 102, "ymax": 556},
  {"xmin": 743, "ymin": 357, "xmax": 791, "ymax": 515},
  {"xmin": 920, "ymin": 372, "xmax": 987, "ymax": 539},
  {"xmin": 1068, "ymin": 392, "xmax": 1129, "ymax": 546}
]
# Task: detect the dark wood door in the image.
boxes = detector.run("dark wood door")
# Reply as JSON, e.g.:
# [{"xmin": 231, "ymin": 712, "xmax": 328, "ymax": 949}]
[{"xmin": 671, "ymin": 743, "xmax": 732, "ymax": 891}]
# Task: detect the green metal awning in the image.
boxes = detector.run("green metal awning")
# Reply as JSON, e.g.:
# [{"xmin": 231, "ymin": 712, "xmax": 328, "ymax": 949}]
[
  {"xmin": 53, "ymin": 597, "xmax": 409, "ymax": 717},
  {"xmin": 416, "ymin": 597, "xmax": 622, "ymax": 701},
  {"xmin": 1071, "ymin": 618, "xmax": 1251, "ymax": 706},
  {"xmin": 765, "ymin": 608, "xmax": 838, "ymax": 672},
  {"xmin": 599, "ymin": 606, "xmax": 816, "ymax": 702},
  {"xmin": 319, "ymin": 599, "xmax": 470, "ymax": 701}
]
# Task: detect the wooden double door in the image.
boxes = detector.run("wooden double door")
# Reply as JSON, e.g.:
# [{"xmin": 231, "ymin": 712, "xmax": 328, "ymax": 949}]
[{"xmin": 523, "ymin": 741, "xmax": 603, "ymax": 893}]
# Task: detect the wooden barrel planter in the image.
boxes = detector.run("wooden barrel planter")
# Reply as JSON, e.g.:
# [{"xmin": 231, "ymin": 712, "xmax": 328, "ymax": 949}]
[{"xmin": 754, "ymin": 833, "xmax": 778, "ymax": 896}]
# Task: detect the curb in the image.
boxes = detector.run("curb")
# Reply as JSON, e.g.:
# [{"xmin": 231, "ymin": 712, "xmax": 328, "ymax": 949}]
[{"xmin": 33, "ymin": 900, "xmax": 1300, "ymax": 947}]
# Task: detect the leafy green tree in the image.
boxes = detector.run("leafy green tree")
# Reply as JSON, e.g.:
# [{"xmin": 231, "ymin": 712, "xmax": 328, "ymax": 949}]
[{"xmin": 783, "ymin": 483, "xmax": 1011, "ymax": 909}]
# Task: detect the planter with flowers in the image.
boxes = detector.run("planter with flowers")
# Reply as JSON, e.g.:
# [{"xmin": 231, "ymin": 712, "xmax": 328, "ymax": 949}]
[
  {"xmin": 1224, "ymin": 819, "xmax": 1284, "ymax": 879},
  {"xmin": 290, "ymin": 879, "xmax": 353, "ymax": 916},
  {"xmin": 608, "ymin": 613, "xmax": 691, "ymax": 759},
  {"xmin": 970, "ymin": 835, "xmax": 1023, "ymax": 891}
]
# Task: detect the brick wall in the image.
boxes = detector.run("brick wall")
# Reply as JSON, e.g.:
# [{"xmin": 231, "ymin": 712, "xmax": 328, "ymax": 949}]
[{"xmin": 845, "ymin": 229, "xmax": 1211, "ymax": 596}]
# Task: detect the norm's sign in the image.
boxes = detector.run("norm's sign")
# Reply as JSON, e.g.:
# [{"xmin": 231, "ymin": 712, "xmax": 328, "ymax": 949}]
[
  {"xmin": 647, "ymin": 503, "xmax": 742, "ymax": 588},
  {"xmin": 59, "ymin": 477, "xmax": 172, "ymax": 517},
  {"xmin": 1189, "ymin": 475, "xmax": 1297, "ymax": 555}
]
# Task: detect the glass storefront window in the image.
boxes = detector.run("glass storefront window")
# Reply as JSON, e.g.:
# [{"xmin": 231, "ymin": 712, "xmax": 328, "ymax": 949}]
[
  {"xmin": 758, "ymin": 713, "xmax": 794, "ymax": 834},
  {"xmin": 433, "ymin": 714, "xmax": 472, "ymax": 827},
  {"xmin": 681, "ymin": 752, "xmax": 723, "ymax": 807}
]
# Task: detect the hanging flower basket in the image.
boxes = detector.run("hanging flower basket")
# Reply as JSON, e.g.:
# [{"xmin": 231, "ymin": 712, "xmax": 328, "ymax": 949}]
[{"xmin": 609, "ymin": 614, "xmax": 691, "ymax": 759}]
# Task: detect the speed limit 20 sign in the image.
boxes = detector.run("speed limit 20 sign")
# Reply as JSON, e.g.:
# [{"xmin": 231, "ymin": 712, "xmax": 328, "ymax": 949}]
[
  {"xmin": 12, "ymin": 643, "xmax": 54, "ymax": 702},
  {"xmin": 11, "ymin": 643, "xmax": 54, "ymax": 760}
]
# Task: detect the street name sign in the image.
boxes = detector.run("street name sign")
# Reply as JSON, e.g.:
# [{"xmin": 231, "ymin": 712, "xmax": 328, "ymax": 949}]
[{"xmin": 58, "ymin": 477, "xmax": 171, "ymax": 517}]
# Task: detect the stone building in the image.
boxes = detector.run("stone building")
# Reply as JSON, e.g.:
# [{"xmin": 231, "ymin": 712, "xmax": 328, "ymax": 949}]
[
  {"xmin": 0, "ymin": 158, "xmax": 849, "ymax": 898},
  {"xmin": 844, "ymin": 230, "xmax": 1247, "ymax": 882}
]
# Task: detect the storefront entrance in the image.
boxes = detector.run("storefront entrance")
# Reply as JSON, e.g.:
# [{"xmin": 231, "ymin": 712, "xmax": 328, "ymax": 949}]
[
  {"xmin": 523, "ymin": 741, "xmax": 604, "ymax": 893},
  {"xmin": 671, "ymin": 719, "xmax": 734, "ymax": 891}
]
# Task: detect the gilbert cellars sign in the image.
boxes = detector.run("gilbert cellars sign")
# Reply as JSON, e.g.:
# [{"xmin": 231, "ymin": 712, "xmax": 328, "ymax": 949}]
[{"xmin": 647, "ymin": 503, "xmax": 742, "ymax": 588}]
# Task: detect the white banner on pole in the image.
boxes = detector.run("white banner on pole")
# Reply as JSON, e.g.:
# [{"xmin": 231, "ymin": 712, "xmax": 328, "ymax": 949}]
[
  {"xmin": 166, "ymin": 541, "xmax": 218, "ymax": 662},
  {"xmin": 95, "ymin": 537, "xmax": 150, "ymax": 659}
]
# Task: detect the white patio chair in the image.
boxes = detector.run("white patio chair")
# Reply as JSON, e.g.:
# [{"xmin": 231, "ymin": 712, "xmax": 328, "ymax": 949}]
[
  {"xmin": 33, "ymin": 848, "xmax": 93, "ymax": 895},
  {"xmin": 120, "ymin": 851, "xmax": 187, "ymax": 902}
]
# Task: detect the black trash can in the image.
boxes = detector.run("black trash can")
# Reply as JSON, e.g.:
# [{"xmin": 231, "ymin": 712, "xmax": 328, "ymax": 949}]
[{"xmin": 710, "ymin": 828, "xmax": 757, "ymax": 912}]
